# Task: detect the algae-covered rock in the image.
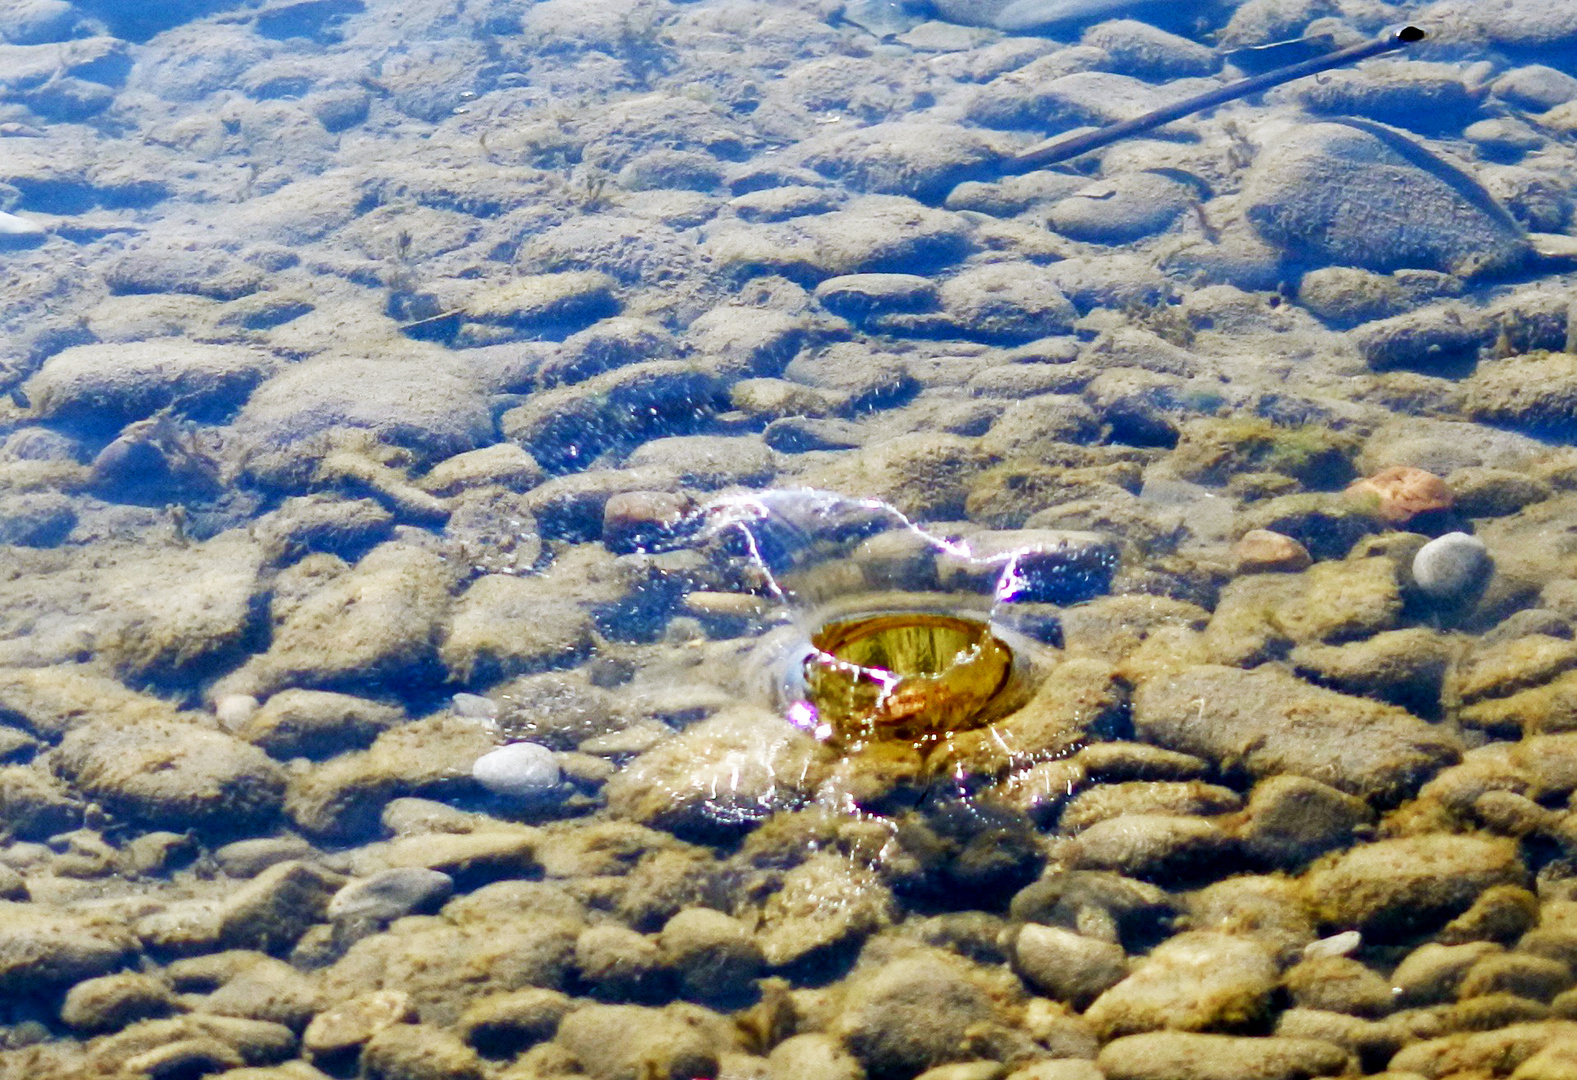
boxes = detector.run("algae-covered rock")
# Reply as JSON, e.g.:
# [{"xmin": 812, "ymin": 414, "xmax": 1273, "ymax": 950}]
[
  {"xmin": 1241, "ymin": 121, "xmax": 1529, "ymax": 277},
  {"xmin": 1167, "ymin": 417, "xmax": 1360, "ymax": 488},
  {"xmin": 555, "ymin": 1003, "xmax": 724, "ymax": 1080},
  {"xmin": 1012, "ymin": 923, "xmax": 1128, "ymax": 1007},
  {"xmin": 361, "ymin": 1021, "xmax": 483, "ymax": 1080},
  {"xmin": 1131, "ymin": 664, "xmax": 1460, "ymax": 803},
  {"xmin": 238, "ymin": 690, "xmax": 405, "ymax": 761},
  {"xmin": 0, "ymin": 900, "xmax": 138, "ymax": 992},
  {"xmin": 1270, "ymin": 557, "xmax": 1404, "ymax": 646},
  {"xmin": 439, "ymin": 574, "xmax": 595, "ymax": 685},
  {"xmin": 24, "ymin": 340, "xmax": 274, "ymax": 425},
  {"xmin": 604, "ymin": 708, "xmax": 823, "ymax": 841},
  {"xmin": 54, "ymin": 716, "xmax": 286, "ymax": 832},
  {"xmin": 218, "ymin": 860, "xmax": 344, "ymax": 953},
  {"xmin": 753, "ymin": 852, "xmax": 895, "ymax": 968},
  {"xmin": 284, "ymin": 715, "xmax": 496, "ymax": 840},
  {"xmin": 1084, "ymin": 931, "xmax": 1280, "ymax": 1039},
  {"xmin": 1098, "ymin": 1031, "xmax": 1351, "ymax": 1080},
  {"xmin": 223, "ymin": 542, "xmax": 458, "ymax": 699},
  {"xmin": 788, "ymin": 433, "xmax": 991, "ymax": 521},
  {"xmin": 1303, "ymin": 834, "xmax": 1526, "ymax": 939},
  {"xmin": 835, "ymin": 952, "xmax": 1007, "ymax": 1080},
  {"xmin": 1237, "ymin": 775, "xmax": 1373, "ymax": 868}
]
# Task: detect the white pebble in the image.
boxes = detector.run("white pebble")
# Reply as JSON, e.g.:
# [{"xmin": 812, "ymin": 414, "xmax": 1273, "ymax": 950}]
[
  {"xmin": 214, "ymin": 694, "xmax": 260, "ymax": 730},
  {"xmin": 451, "ymin": 692, "xmax": 499, "ymax": 719},
  {"xmin": 472, "ymin": 742, "xmax": 561, "ymax": 798},
  {"xmin": 1303, "ymin": 929, "xmax": 1362, "ymax": 959},
  {"xmin": 1412, "ymin": 531, "xmax": 1492, "ymax": 601},
  {"xmin": 0, "ymin": 211, "xmax": 43, "ymax": 237}
]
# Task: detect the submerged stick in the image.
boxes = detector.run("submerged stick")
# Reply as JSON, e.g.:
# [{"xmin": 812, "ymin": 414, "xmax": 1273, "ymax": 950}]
[{"xmin": 1007, "ymin": 24, "xmax": 1427, "ymax": 173}]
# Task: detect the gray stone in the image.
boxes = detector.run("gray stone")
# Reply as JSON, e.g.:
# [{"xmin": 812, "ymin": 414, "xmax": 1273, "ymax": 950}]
[
  {"xmin": 1413, "ymin": 532, "xmax": 1494, "ymax": 602},
  {"xmin": 800, "ymin": 121, "xmax": 1004, "ymax": 201},
  {"xmin": 939, "ymin": 262, "xmax": 1077, "ymax": 342},
  {"xmin": 471, "ymin": 743, "xmax": 562, "ymax": 799},
  {"xmin": 328, "ymin": 868, "xmax": 455, "ymax": 926},
  {"xmin": 1048, "ymin": 172, "xmax": 1196, "ymax": 244},
  {"xmin": 1241, "ymin": 121, "xmax": 1529, "ymax": 277}
]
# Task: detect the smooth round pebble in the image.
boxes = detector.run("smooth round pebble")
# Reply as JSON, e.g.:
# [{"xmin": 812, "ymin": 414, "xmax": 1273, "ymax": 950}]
[
  {"xmin": 472, "ymin": 742, "xmax": 562, "ymax": 798},
  {"xmin": 214, "ymin": 694, "xmax": 260, "ymax": 730},
  {"xmin": 452, "ymin": 693, "xmax": 500, "ymax": 720},
  {"xmin": 1412, "ymin": 531, "xmax": 1493, "ymax": 601}
]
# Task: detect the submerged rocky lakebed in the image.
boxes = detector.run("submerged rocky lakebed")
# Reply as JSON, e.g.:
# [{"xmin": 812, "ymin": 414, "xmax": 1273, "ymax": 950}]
[{"xmin": 3, "ymin": 0, "xmax": 1577, "ymax": 1077}]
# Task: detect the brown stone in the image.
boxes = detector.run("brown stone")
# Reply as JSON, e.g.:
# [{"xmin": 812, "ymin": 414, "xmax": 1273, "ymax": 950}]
[
  {"xmin": 1346, "ymin": 466, "xmax": 1453, "ymax": 525},
  {"xmin": 1233, "ymin": 529, "xmax": 1312, "ymax": 573}
]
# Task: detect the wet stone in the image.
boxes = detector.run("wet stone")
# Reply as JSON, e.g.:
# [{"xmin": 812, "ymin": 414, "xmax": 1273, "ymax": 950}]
[
  {"xmin": 836, "ymin": 953, "xmax": 1005, "ymax": 1080},
  {"xmin": 238, "ymin": 690, "xmax": 404, "ymax": 761},
  {"xmin": 1304, "ymin": 834, "xmax": 1526, "ymax": 940},
  {"xmin": 1132, "ymin": 664, "xmax": 1460, "ymax": 803},
  {"xmin": 1098, "ymin": 1032, "xmax": 1351, "ymax": 1080},
  {"xmin": 1047, "ymin": 172, "xmax": 1196, "ymax": 245},
  {"xmin": 659, "ymin": 908, "xmax": 763, "ymax": 1004},
  {"xmin": 328, "ymin": 868, "xmax": 454, "ymax": 927},
  {"xmin": 1012, "ymin": 923, "xmax": 1128, "ymax": 1007},
  {"xmin": 1413, "ymin": 531, "xmax": 1494, "ymax": 603},
  {"xmin": 455, "ymin": 988, "xmax": 574, "ymax": 1058},
  {"xmin": 60, "ymin": 972, "xmax": 183, "ymax": 1033},
  {"xmin": 1084, "ymin": 931, "xmax": 1280, "ymax": 1039},
  {"xmin": 814, "ymin": 273, "xmax": 938, "ymax": 321},
  {"xmin": 1240, "ymin": 122, "xmax": 1529, "ymax": 278}
]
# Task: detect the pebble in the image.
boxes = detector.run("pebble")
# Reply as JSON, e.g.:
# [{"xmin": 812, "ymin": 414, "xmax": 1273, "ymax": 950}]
[
  {"xmin": 1240, "ymin": 121, "xmax": 1529, "ymax": 278},
  {"xmin": 1412, "ymin": 531, "xmax": 1494, "ymax": 602},
  {"xmin": 328, "ymin": 867, "xmax": 455, "ymax": 925},
  {"xmin": 471, "ymin": 742, "xmax": 562, "ymax": 799}
]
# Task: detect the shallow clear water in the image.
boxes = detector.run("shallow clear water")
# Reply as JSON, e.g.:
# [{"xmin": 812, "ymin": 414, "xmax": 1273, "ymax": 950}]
[{"xmin": 2, "ymin": 0, "xmax": 1577, "ymax": 1076}]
